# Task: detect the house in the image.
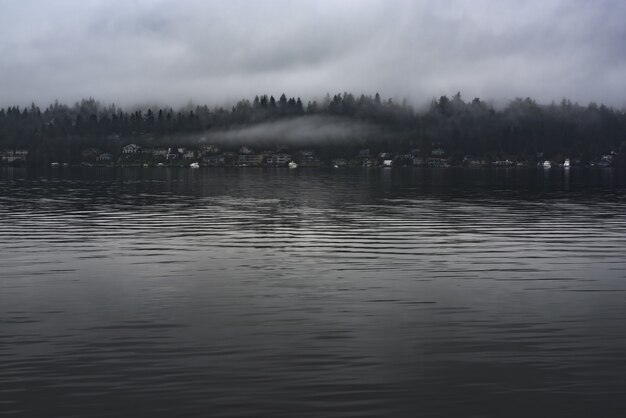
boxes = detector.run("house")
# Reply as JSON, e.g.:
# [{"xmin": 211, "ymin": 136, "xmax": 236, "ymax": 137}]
[
  {"xmin": 202, "ymin": 155, "xmax": 225, "ymax": 166},
  {"xmin": 2, "ymin": 149, "xmax": 28, "ymax": 163},
  {"xmin": 427, "ymin": 157, "xmax": 450, "ymax": 168},
  {"xmin": 239, "ymin": 146, "xmax": 254, "ymax": 155},
  {"xmin": 96, "ymin": 153, "xmax": 112, "ymax": 162},
  {"xmin": 222, "ymin": 152, "xmax": 238, "ymax": 166},
  {"xmin": 492, "ymin": 160, "xmax": 514, "ymax": 167},
  {"xmin": 81, "ymin": 148, "xmax": 101, "ymax": 160},
  {"xmin": 465, "ymin": 157, "xmax": 487, "ymax": 167},
  {"xmin": 267, "ymin": 153, "xmax": 292, "ymax": 166},
  {"xmin": 152, "ymin": 148, "xmax": 168, "ymax": 157},
  {"xmin": 298, "ymin": 150, "xmax": 321, "ymax": 167},
  {"xmin": 200, "ymin": 144, "xmax": 220, "ymax": 155},
  {"xmin": 239, "ymin": 153, "xmax": 263, "ymax": 166},
  {"xmin": 431, "ymin": 148, "xmax": 446, "ymax": 156},
  {"xmin": 183, "ymin": 150, "xmax": 197, "ymax": 159},
  {"xmin": 412, "ymin": 157, "xmax": 425, "ymax": 166},
  {"xmin": 122, "ymin": 144, "xmax": 141, "ymax": 154},
  {"xmin": 598, "ymin": 155, "xmax": 614, "ymax": 167}
]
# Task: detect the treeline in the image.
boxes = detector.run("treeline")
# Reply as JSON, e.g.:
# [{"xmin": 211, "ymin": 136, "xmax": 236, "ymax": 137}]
[{"xmin": 0, "ymin": 92, "xmax": 625, "ymax": 165}]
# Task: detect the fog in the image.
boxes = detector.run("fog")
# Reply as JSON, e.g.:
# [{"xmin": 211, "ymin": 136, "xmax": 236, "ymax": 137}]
[
  {"xmin": 1, "ymin": 0, "xmax": 625, "ymax": 108},
  {"xmin": 197, "ymin": 115, "xmax": 384, "ymax": 147}
]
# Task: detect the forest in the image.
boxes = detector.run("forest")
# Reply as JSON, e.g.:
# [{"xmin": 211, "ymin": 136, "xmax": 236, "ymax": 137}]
[{"xmin": 1, "ymin": 92, "xmax": 625, "ymax": 166}]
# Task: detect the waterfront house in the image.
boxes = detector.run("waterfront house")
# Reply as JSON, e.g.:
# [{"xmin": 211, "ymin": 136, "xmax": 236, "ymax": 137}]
[
  {"xmin": 267, "ymin": 153, "xmax": 292, "ymax": 166},
  {"xmin": 81, "ymin": 148, "xmax": 101, "ymax": 160},
  {"xmin": 122, "ymin": 144, "xmax": 141, "ymax": 154},
  {"xmin": 1, "ymin": 149, "xmax": 28, "ymax": 163},
  {"xmin": 239, "ymin": 153, "xmax": 263, "ymax": 166},
  {"xmin": 298, "ymin": 150, "xmax": 321, "ymax": 167},
  {"xmin": 492, "ymin": 159, "xmax": 514, "ymax": 167},
  {"xmin": 222, "ymin": 152, "xmax": 238, "ymax": 166},
  {"xmin": 239, "ymin": 146, "xmax": 254, "ymax": 155},
  {"xmin": 200, "ymin": 145, "xmax": 220, "ymax": 155},
  {"xmin": 432, "ymin": 148, "xmax": 446, "ymax": 157},
  {"xmin": 465, "ymin": 157, "xmax": 487, "ymax": 167},
  {"xmin": 427, "ymin": 157, "xmax": 450, "ymax": 168},
  {"xmin": 96, "ymin": 153, "xmax": 112, "ymax": 162},
  {"xmin": 202, "ymin": 155, "xmax": 225, "ymax": 166},
  {"xmin": 152, "ymin": 148, "xmax": 168, "ymax": 157},
  {"xmin": 412, "ymin": 157, "xmax": 425, "ymax": 167}
]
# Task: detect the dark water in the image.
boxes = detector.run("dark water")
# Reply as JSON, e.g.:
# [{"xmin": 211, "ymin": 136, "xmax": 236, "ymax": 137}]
[{"xmin": 1, "ymin": 167, "xmax": 626, "ymax": 417}]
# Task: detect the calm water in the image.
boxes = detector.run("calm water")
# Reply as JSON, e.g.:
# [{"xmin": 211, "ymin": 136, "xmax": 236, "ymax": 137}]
[{"xmin": 1, "ymin": 167, "xmax": 626, "ymax": 417}]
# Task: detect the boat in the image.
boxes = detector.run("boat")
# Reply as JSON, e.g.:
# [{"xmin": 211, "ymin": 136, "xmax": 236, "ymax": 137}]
[
  {"xmin": 189, "ymin": 162, "xmax": 200, "ymax": 168},
  {"xmin": 543, "ymin": 160, "xmax": 551, "ymax": 168},
  {"xmin": 563, "ymin": 158, "xmax": 571, "ymax": 168},
  {"xmin": 50, "ymin": 162, "xmax": 59, "ymax": 167},
  {"xmin": 288, "ymin": 161, "xmax": 298, "ymax": 169}
]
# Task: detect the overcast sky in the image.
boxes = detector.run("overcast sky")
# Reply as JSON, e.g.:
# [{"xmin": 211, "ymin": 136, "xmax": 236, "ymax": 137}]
[{"xmin": 1, "ymin": 0, "xmax": 625, "ymax": 109}]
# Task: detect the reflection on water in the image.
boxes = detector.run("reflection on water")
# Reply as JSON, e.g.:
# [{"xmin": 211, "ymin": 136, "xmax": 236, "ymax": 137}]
[{"xmin": 1, "ymin": 167, "xmax": 626, "ymax": 417}]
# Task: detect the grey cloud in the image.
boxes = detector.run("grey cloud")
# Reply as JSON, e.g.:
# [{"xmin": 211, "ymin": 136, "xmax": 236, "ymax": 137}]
[{"xmin": 1, "ymin": 0, "xmax": 625, "ymax": 108}]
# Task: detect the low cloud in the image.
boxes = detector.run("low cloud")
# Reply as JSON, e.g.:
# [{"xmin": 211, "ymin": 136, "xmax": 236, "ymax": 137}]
[{"xmin": 200, "ymin": 115, "xmax": 383, "ymax": 147}]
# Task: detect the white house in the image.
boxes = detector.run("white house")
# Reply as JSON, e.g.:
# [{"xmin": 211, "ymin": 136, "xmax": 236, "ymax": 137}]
[
  {"xmin": 96, "ymin": 153, "xmax": 112, "ymax": 162},
  {"xmin": 122, "ymin": 144, "xmax": 141, "ymax": 154}
]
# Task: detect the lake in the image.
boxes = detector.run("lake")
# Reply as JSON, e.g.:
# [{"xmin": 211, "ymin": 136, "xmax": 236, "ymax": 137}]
[{"xmin": 1, "ymin": 167, "xmax": 626, "ymax": 417}]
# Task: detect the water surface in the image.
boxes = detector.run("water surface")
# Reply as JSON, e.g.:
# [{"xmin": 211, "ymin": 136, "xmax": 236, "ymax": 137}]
[{"xmin": 1, "ymin": 167, "xmax": 626, "ymax": 417}]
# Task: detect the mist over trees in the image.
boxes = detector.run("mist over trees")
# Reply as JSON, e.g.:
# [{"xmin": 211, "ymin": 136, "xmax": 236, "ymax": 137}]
[{"xmin": 1, "ymin": 92, "xmax": 625, "ymax": 165}]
